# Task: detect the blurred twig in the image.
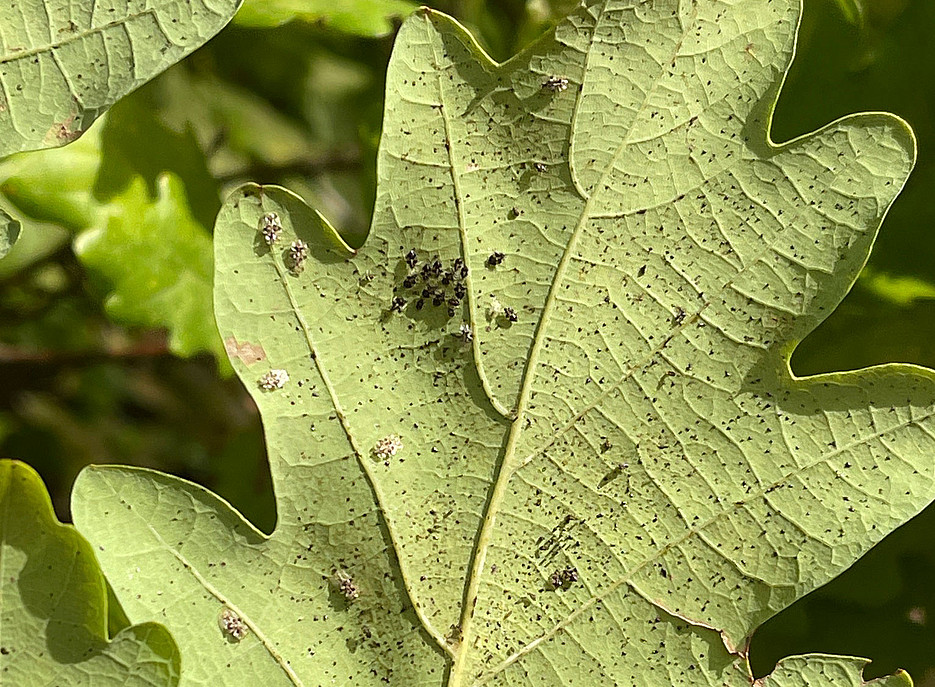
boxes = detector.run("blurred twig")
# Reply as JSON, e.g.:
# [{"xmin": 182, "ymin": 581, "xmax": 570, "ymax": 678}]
[
  {"xmin": 0, "ymin": 331, "xmax": 171, "ymax": 365},
  {"xmin": 215, "ymin": 146, "xmax": 362, "ymax": 183}
]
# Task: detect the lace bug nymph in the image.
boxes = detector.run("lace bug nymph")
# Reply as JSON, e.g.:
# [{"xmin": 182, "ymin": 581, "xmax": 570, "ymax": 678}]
[
  {"xmin": 259, "ymin": 369, "xmax": 289, "ymax": 390},
  {"xmin": 542, "ymin": 75, "xmax": 569, "ymax": 92},
  {"xmin": 373, "ymin": 434, "xmax": 403, "ymax": 461},
  {"xmin": 219, "ymin": 608, "xmax": 249, "ymax": 641},
  {"xmin": 258, "ymin": 212, "xmax": 282, "ymax": 245},
  {"xmin": 288, "ymin": 240, "xmax": 309, "ymax": 272},
  {"xmin": 486, "ymin": 251, "xmax": 505, "ymax": 267}
]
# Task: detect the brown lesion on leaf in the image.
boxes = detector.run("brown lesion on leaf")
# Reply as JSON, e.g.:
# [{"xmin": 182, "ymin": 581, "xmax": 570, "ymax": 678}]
[
  {"xmin": 43, "ymin": 113, "xmax": 83, "ymax": 146},
  {"xmin": 224, "ymin": 337, "xmax": 267, "ymax": 365}
]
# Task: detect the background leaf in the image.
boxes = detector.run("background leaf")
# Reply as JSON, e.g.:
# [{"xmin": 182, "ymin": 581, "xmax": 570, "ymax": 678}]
[
  {"xmin": 0, "ymin": 460, "xmax": 180, "ymax": 686},
  {"xmin": 0, "ymin": 208, "xmax": 19, "ymax": 259},
  {"xmin": 0, "ymin": 0, "xmax": 243, "ymax": 158},
  {"xmin": 235, "ymin": 0, "xmax": 416, "ymax": 35},
  {"xmin": 0, "ymin": 110, "xmax": 226, "ymax": 364}
]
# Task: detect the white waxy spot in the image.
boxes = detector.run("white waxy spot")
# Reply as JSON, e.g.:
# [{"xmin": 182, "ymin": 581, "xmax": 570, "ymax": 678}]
[
  {"xmin": 372, "ymin": 434, "xmax": 403, "ymax": 461},
  {"xmin": 219, "ymin": 607, "xmax": 248, "ymax": 641},
  {"xmin": 259, "ymin": 369, "xmax": 289, "ymax": 390},
  {"xmin": 488, "ymin": 295, "xmax": 503, "ymax": 319},
  {"xmin": 259, "ymin": 212, "xmax": 282, "ymax": 245}
]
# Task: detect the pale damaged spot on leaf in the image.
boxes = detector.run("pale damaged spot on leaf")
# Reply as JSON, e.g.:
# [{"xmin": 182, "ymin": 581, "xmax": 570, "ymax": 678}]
[
  {"xmin": 43, "ymin": 114, "xmax": 83, "ymax": 146},
  {"xmin": 224, "ymin": 337, "xmax": 267, "ymax": 365}
]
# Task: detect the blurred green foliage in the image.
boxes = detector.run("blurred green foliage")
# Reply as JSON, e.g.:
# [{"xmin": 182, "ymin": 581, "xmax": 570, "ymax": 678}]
[{"xmin": 1, "ymin": 0, "xmax": 935, "ymax": 683}]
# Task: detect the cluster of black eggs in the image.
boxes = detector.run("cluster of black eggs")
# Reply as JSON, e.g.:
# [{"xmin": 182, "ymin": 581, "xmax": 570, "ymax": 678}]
[{"xmin": 390, "ymin": 249, "xmax": 470, "ymax": 317}]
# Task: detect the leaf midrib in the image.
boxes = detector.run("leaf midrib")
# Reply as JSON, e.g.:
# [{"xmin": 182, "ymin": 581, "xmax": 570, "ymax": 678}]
[{"xmin": 448, "ymin": 2, "xmax": 703, "ymax": 683}]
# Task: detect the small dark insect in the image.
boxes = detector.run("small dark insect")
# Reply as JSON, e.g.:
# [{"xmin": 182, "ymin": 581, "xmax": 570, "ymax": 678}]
[
  {"xmin": 416, "ymin": 299, "xmax": 425, "ymax": 310},
  {"xmin": 503, "ymin": 307, "xmax": 518, "ymax": 322},
  {"xmin": 673, "ymin": 307, "xmax": 686, "ymax": 325},
  {"xmin": 600, "ymin": 439, "xmax": 612, "ymax": 453},
  {"xmin": 542, "ymin": 75, "xmax": 569, "ymax": 92},
  {"xmin": 486, "ymin": 251, "xmax": 505, "ymax": 267},
  {"xmin": 390, "ymin": 296, "xmax": 407, "ymax": 313},
  {"xmin": 420, "ymin": 263, "xmax": 432, "ymax": 277},
  {"xmin": 447, "ymin": 297, "xmax": 460, "ymax": 309},
  {"xmin": 405, "ymin": 249, "xmax": 418, "ymax": 268},
  {"xmin": 533, "ymin": 162, "xmax": 548, "ymax": 173},
  {"xmin": 403, "ymin": 275, "xmax": 418, "ymax": 289},
  {"xmin": 637, "ymin": 264, "xmax": 647, "ymax": 278},
  {"xmin": 422, "ymin": 287, "xmax": 434, "ymax": 298},
  {"xmin": 447, "ymin": 306, "xmax": 456, "ymax": 317},
  {"xmin": 454, "ymin": 283, "xmax": 467, "ymax": 299},
  {"xmin": 452, "ymin": 257, "xmax": 464, "ymax": 272},
  {"xmin": 550, "ymin": 566, "xmax": 579, "ymax": 589},
  {"xmin": 460, "ymin": 265, "xmax": 469, "ymax": 278},
  {"xmin": 433, "ymin": 294, "xmax": 445, "ymax": 306},
  {"xmin": 441, "ymin": 270, "xmax": 453, "ymax": 286},
  {"xmin": 430, "ymin": 259, "xmax": 443, "ymax": 276}
]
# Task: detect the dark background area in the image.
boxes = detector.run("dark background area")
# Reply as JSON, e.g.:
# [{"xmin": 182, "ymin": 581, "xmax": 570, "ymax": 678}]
[{"xmin": 1, "ymin": 0, "xmax": 934, "ymax": 682}]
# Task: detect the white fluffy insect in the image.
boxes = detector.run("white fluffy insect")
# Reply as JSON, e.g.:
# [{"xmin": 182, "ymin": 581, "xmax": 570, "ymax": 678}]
[
  {"xmin": 541, "ymin": 75, "xmax": 569, "ymax": 92},
  {"xmin": 219, "ymin": 607, "xmax": 248, "ymax": 641},
  {"xmin": 335, "ymin": 571, "xmax": 360, "ymax": 602},
  {"xmin": 289, "ymin": 240, "xmax": 309, "ymax": 271},
  {"xmin": 259, "ymin": 369, "xmax": 289, "ymax": 390},
  {"xmin": 458, "ymin": 323, "xmax": 473, "ymax": 344},
  {"xmin": 258, "ymin": 212, "xmax": 282, "ymax": 245},
  {"xmin": 372, "ymin": 434, "xmax": 403, "ymax": 461}
]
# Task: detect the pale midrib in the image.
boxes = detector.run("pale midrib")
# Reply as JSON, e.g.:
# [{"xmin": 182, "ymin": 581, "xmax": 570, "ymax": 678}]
[
  {"xmin": 448, "ymin": 2, "xmax": 700, "ymax": 684},
  {"xmin": 0, "ymin": 9, "xmax": 158, "ymax": 65},
  {"xmin": 270, "ymin": 252, "xmax": 457, "ymax": 659},
  {"xmin": 474, "ymin": 405, "xmax": 935, "ymax": 684}
]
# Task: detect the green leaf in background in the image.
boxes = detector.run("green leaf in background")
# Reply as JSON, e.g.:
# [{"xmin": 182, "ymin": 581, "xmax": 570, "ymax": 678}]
[
  {"xmin": 0, "ymin": 460, "xmax": 180, "ymax": 686},
  {"xmin": 73, "ymin": 172, "xmax": 225, "ymax": 364},
  {"xmin": 759, "ymin": 655, "xmax": 910, "ymax": 686},
  {"xmin": 70, "ymin": 1, "xmax": 935, "ymax": 685},
  {"xmin": 235, "ymin": 0, "xmax": 416, "ymax": 35},
  {"xmin": 831, "ymin": 0, "xmax": 867, "ymax": 26},
  {"xmin": 0, "ymin": 0, "xmax": 243, "ymax": 158},
  {"xmin": 0, "ymin": 208, "xmax": 20, "ymax": 259},
  {"xmin": 0, "ymin": 104, "xmax": 227, "ymax": 364}
]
